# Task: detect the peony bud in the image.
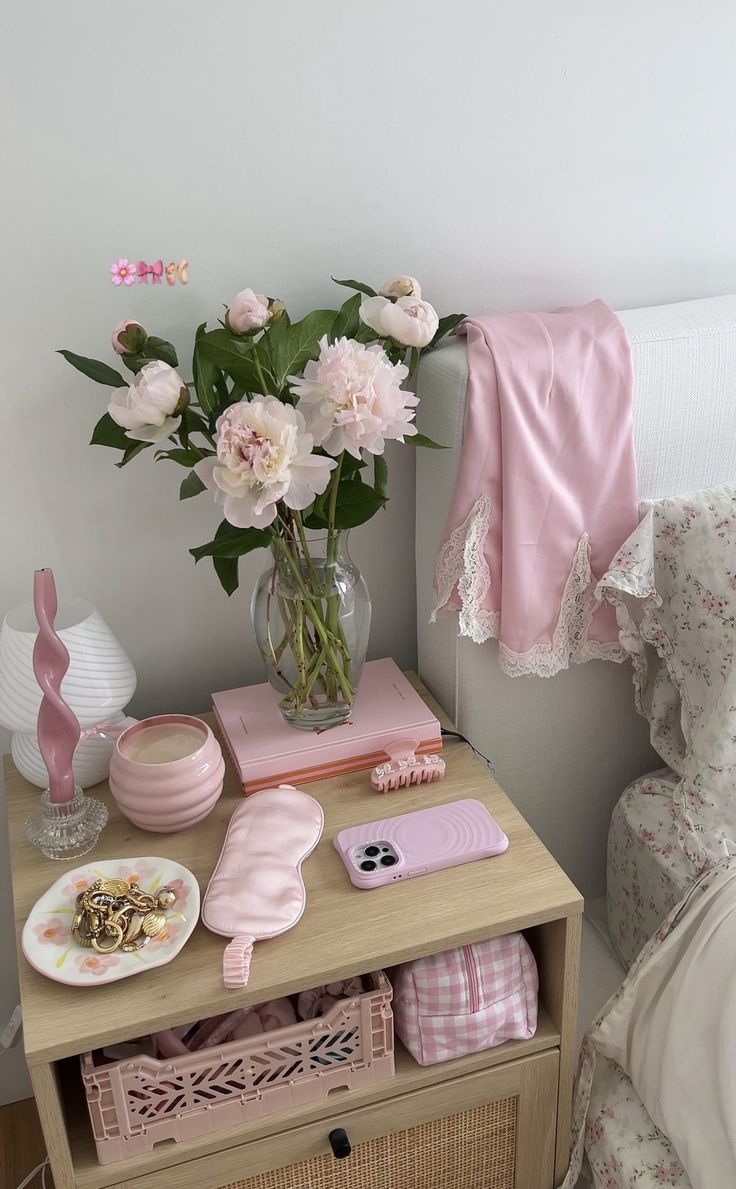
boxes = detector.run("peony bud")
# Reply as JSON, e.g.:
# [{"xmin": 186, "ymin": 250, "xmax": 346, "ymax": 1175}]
[
  {"xmin": 112, "ymin": 319, "xmax": 147, "ymax": 355},
  {"xmin": 226, "ymin": 288, "xmax": 271, "ymax": 335},
  {"xmin": 268, "ymin": 298, "xmax": 286, "ymax": 323},
  {"xmin": 380, "ymin": 275, "xmax": 422, "ymax": 301}
]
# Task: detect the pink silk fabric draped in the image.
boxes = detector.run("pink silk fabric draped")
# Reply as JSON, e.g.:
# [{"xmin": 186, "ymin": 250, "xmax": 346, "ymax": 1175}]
[{"xmin": 432, "ymin": 300, "xmax": 639, "ymax": 677}]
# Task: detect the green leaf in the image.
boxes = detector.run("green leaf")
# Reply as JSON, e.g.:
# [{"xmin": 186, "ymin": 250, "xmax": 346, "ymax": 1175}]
[
  {"xmin": 156, "ymin": 447, "xmax": 203, "ymax": 466},
  {"xmin": 190, "ymin": 521, "xmax": 271, "ymax": 562},
  {"xmin": 354, "ymin": 323, "xmax": 379, "ymax": 344},
  {"xmin": 423, "ymin": 313, "xmax": 466, "ymax": 354},
  {"xmin": 331, "ymin": 277, "xmax": 377, "ymax": 298},
  {"xmin": 332, "ymin": 479, "xmax": 386, "ymax": 529},
  {"xmin": 199, "ymin": 329, "xmax": 273, "ymax": 393},
  {"xmin": 90, "ymin": 412, "xmax": 131, "ymax": 449},
  {"xmin": 180, "ymin": 470, "xmax": 206, "ymax": 500},
  {"xmin": 115, "ymin": 440, "xmax": 150, "ymax": 468},
  {"xmin": 145, "ymin": 336, "xmax": 179, "ymax": 368},
  {"xmin": 341, "ymin": 453, "xmax": 367, "ymax": 477},
  {"xmin": 120, "ymin": 353, "xmax": 148, "ymax": 374},
  {"xmin": 59, "ymin": 350, "xmax": 127, "ymax": 387},
  {"xmin": 183, "ymin": 406, "xmax": 211, "ymax": 435},
  {"xmin": 213, "ymin": 554, "xmax": 240, "ymax": 596},
  {"xmin": 193, "ymin": 324, "xmax": 220, "ymax": 417},
  {"xmin": 269, "ymin": 309, "xmax": 336, "ymax": 390},
  {"xmin": 331, "ymin": 293, "xmax": 361, "ymax": 340},
  {"xmin": 404, "ymin": 432, "xmax": 446, "ymax": 449},
  {"xmin": 373, "ymin": 454, "xmax": 388, "ymax": 499}
]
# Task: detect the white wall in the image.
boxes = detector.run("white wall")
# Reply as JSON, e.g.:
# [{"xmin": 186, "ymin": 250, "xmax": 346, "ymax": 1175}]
[{"xmin": 2, "ymin": 0, "xmax": 735, "ymax": 1104}]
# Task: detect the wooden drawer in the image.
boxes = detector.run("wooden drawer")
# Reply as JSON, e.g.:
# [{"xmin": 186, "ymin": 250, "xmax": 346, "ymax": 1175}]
[{"xmin": 114, "ymin": 1049, "xmax": 558, "ymax": 1189}]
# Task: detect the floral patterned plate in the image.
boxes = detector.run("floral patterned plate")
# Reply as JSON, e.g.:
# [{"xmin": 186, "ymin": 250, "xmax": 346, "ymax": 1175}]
[{"xmin": 22, "ymin": 856, "xmax": 200, "ymax": 987}]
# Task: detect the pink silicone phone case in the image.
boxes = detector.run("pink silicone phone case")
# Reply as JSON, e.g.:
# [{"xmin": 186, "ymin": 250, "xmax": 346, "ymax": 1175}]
[{"xmin": 333, "ymin": 798, "xmax": 509, "ymax": 889}]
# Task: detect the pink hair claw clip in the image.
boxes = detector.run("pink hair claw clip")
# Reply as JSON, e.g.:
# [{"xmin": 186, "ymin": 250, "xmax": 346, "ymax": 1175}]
[{"xmin": 371, "ymin": 738, "xmax": 446, "ymax": 793}]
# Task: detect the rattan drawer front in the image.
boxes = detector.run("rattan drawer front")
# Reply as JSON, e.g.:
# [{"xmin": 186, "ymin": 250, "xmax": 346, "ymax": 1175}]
[
  {"xmin": 149, "ymin": 1050, "xmax": 556, "ymax": 1189},
  {"xmin": 221, "ymin": 1096, "xmax": 518, "ymax": 1189}
]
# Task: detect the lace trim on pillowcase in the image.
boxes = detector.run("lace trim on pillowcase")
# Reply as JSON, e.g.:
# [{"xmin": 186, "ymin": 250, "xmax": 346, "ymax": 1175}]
[{"xmin": 431, "ymin": 494, "xmax": 624, "ymax": 677}]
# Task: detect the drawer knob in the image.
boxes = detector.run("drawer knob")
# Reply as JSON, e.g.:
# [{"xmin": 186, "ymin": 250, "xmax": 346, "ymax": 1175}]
[{"xmin": 329, "ymin": 1127, "xmax": 352, "ymax": 1159}]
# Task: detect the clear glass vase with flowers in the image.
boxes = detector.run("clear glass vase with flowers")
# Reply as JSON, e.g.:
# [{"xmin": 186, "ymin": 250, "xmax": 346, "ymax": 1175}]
[{"xmin": 61, "ymin": 276, "xmax": 463, "ymax": 728}]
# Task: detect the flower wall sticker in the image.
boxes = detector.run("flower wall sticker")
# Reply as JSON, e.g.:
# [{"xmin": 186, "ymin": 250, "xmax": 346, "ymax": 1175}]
[
  {"xmin": 110, "ymin": 259, "xmax": 189, "ymax": 286},
  {"xmin": 110, "ymin": 259, "xmax": 137, "ymax": 286}
]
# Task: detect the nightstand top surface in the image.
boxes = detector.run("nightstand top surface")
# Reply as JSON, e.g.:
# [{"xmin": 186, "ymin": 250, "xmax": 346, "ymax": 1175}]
[{"xmin": 5, "ymin": 674, "xmax": 581, "ymax": 1065}]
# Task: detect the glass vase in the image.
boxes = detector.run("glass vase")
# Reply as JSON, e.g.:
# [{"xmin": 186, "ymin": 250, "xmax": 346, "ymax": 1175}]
[{"xmin": 251, "ymin": 530, "xmax": 371, "ymax": 730}]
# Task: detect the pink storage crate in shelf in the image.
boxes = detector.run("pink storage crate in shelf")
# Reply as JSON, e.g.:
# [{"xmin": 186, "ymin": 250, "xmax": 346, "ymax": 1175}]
[{"xmin": 80, "ymin": 971, "xmax": 394, "ymax": 1166}]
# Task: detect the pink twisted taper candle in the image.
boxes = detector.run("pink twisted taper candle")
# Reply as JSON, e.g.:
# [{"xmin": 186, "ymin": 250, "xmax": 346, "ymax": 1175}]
[{"xmin": 32, "ymin": 568, "xmax": 80, "ymax": 804}]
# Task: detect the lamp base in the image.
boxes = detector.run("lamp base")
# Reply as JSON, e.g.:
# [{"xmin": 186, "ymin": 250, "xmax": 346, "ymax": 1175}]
[{"xmin": 24, "ymin": 787, "xmax": 108, "ymax": 861}]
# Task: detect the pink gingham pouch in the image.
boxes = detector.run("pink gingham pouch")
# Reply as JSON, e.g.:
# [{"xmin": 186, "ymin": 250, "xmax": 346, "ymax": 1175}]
[{"xmin": 392, "ymin": 934, "xmax": 538, "ymax": 1066}]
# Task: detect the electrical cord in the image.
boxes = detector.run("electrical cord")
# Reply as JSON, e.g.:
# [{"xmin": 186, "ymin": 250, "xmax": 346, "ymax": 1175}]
[
  {"xmin": 441, "ymin": 727, "xmax": 495, "ymax": 773},
  {"xmin": 0, "ymin": 1004, "xmax": 22, "ymax": 1057},
  {"xmin": 16, "ymin": 1158, "xmax": 49, "ymax": 1189}
]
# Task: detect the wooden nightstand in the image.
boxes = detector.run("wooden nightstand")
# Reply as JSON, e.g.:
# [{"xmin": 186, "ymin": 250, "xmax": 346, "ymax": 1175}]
[{"xmin": 4, "ymin": 676, "xmax": 582, "ymax": 1189}]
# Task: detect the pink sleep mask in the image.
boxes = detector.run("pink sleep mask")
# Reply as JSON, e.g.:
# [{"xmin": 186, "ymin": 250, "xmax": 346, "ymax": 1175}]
[{"xmin": 202, "ymin": 785, "xmax": 324, "ymax": 987}]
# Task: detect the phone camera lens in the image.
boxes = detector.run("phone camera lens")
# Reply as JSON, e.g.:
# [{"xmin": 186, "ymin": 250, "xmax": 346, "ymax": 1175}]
[
  {"xmin": 359, "ymin": 859, "xmax": 377, "ymax": 872},
  {"xmin": 380, "ymin": 855, "xmax": 397, "ymax": 867},
  {"xmin": 364, "ymin": 845, "xmax": 380, "ymax": 857}
]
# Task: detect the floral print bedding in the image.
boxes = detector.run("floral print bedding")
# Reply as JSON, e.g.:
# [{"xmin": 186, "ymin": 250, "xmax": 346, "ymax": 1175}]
[
  {"xmin": 585, "ymin": 1054, "xmax": 690, "ymax": 1188},
  {"xmin": 606, "ymin": 769, "xmax": 695, "ymax": 970},
  {"xmin": 597, "ymin": 485, "xmax": 736, "ymax": 868},
  {"xmin": 563, "ymin": 486, "xmax": 736, "ymax": 1189}
]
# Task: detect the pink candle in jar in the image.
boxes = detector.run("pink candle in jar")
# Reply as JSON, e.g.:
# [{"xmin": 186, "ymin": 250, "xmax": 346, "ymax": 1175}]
[{"xmin": 110, "ymin": 714, "xmax": 225, "ymax": 833}]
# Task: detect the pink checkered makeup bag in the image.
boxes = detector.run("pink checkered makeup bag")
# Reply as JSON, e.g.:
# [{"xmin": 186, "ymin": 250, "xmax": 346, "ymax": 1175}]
[{"xmin": 392, "ymin": 934, "xmax": 538, "ymax": 1066}]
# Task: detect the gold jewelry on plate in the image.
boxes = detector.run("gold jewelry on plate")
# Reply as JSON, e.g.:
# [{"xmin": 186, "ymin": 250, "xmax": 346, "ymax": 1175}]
[{"xmin": 71, "ymin": 878, "xmax": 175, "ymax": 956}]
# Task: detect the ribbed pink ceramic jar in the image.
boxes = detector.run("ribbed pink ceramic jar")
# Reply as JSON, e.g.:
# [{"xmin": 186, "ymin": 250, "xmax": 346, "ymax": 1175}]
[{"xmin": 109, "ymin": 714, "xmax": 225, "ymax": 833}]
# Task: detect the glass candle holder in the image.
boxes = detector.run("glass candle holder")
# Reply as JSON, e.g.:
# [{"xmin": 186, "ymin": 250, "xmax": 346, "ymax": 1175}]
[{"xmin": 24, "ymin": 787, "xmax": 109, "ymax": 861}]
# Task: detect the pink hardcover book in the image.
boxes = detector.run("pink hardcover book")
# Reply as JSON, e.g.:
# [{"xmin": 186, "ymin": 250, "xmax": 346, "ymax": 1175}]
[{"xmin": 212, "ymin": 659, "xmax": 442, "ymax": 795}]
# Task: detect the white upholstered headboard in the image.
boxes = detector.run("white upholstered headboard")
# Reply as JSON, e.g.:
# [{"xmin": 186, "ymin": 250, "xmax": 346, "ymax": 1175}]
[{"xmin": 415, "ymin": 295, "xmax": 736, "ymax": 897}]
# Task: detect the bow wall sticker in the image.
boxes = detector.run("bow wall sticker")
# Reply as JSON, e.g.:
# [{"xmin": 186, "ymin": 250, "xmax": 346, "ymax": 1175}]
[{"xmin": 110, "ymin": 258, "xmax": 189, "ymax": 286}]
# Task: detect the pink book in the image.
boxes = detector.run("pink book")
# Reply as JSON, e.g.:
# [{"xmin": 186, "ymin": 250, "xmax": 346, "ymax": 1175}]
[{"xmin": 212, "ymin": 659, "xmax": 442, "ymax": 795}]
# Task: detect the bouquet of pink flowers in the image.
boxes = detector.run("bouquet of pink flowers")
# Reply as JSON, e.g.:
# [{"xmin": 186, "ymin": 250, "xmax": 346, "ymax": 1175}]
[{"xmin": 61, "ymin": 275, "xmax": 463, "ymax": 726}]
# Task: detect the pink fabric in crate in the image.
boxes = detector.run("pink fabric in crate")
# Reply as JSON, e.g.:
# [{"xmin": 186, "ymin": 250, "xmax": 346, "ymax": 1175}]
[{"xmin": 393, "ymin": 934, "xmax": 538, "ymax": 1066}]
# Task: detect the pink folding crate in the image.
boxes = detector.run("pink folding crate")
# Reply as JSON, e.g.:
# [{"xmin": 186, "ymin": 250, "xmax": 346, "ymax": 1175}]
[{"xmin": 81, "ymin": 971, "xmax": 394, "ymax": 1165}]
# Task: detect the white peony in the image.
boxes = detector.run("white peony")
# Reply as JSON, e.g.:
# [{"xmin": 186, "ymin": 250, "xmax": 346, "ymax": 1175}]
[
  {"xmin": 107, "ymin": 361, "xmax": 187, "ymax": 443},
  {"xmin": 359, "ymin": 295, "xmax": 439, "ymax": 348},
  {"xmin": 380, "ymin": 275, "xmax": 422, "ymax": 300},
  {"xmin": 289, "ymin": 336, "xmax": 417, "ymax": 459},
  {"xmin": 226, "ymin": 288, "xmax": 271, "ymax": 335},
  {"xmin": 194, "ymin": 397, "xmax": 337, "ymax": 529}
]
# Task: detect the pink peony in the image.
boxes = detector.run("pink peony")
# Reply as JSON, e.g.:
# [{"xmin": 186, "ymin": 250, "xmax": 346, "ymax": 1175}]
[
  {"xmin": 360, "ymin": 295, "xmax": 439, "ymax": 348},
  {"xmin": 110, "ymin": 258, "xmax": 136, "ymax": 286},
  {"xmin": 108, "ymin": 360, "xmax": 187, "ymax": 443},
  {"xmin": 289, "ymin": 336, "xmax": 416, "ymax": 458},
  {"xmin": 195, "ymin": 397, "xmax": 336, "ymax": 529},
  {"xmin": 226, "ymin": 288, "xmax": 271, "ymax": 335},
  {"xmin": 380, "ymin": 275, "xmax": 422, "ymax": 299}
]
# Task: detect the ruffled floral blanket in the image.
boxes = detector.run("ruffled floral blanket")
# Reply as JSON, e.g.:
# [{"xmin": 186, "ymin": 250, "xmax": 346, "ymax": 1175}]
[{"xmin": 565, "ymin": 485, "xmax": 736, "ymax": 1189}]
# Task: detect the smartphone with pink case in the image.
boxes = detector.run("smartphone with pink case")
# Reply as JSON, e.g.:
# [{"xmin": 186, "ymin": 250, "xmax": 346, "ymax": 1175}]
[{"xmin": 334, "ymin": 798, "xmax": 509, "ymax": 889}]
